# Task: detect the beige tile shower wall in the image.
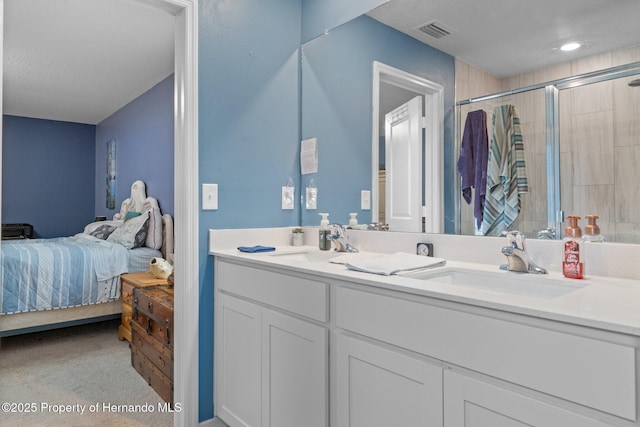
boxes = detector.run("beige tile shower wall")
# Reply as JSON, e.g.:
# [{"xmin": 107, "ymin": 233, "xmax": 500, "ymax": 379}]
[{"xmin": 457, "ymin": 44, "xmax": 640, "ymax": 242}]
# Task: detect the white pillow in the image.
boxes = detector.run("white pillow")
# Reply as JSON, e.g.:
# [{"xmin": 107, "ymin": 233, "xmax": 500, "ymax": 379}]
[
  {"xmin": 146, "ymin": 207, "xmax": 163, "ymax": 250},
  {"xmin": 84, "ymin": 220, "xmax": 123, "ymax": 235},
  {"xmin": 107, "ymin": 210, "xmax": 150, "ymax": 249}
]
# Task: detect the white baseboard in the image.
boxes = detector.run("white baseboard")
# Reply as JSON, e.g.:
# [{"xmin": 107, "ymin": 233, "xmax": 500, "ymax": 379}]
[{"xmin": 200, "ymin": 417, "xmax": 227, "ymax": 427}]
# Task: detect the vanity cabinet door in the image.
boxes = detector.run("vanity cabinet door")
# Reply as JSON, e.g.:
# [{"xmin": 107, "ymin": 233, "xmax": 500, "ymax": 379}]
[
  {"xmin": 444, "ymin": 370, "xmax": 600, "ymax": 427},
  {"xmin": 336, "ymin": 333, "xmax": 443, "ymax": 427},
  {"xmin": 216, "ymin": 292, "xmax": 328, "ymax": 427},
  {"xmin": 215, "ymin": 293, "xmax": 262, "ymax": 427},
  {"xmin": 262, "ymin": 309, "xmax": 327, "ymax": 427}
]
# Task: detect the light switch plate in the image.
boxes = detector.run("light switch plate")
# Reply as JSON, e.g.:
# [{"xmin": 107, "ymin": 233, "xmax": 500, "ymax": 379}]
[
  {"xmin": 282, "ymin": 186, "xmax": 294, "ymax": 210},
  {"xmin": 306, "ymin": 187, "xmax": 317, "ymax": 210},
  {"xmin": 202, "ymin": 184, "xmax": 218, "ymax": 210},
  {"xmin": 361, "ymin": 190, "xmax": 371, "ymax": 210}
]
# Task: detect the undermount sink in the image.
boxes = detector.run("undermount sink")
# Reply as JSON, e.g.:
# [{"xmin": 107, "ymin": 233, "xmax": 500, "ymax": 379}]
[
  {"xmin": 268, "ymin": 250, "xmax": 379, "ymax": 264},
  {"xmin": 407, "ymin": 268, "xmax": 586, "ymax": 299}
]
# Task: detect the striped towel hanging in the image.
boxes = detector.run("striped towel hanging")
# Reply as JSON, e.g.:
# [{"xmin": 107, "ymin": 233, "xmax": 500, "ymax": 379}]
[{"xmin": 482, "ymin": 104, "xmax": 528, "ymax": 236}]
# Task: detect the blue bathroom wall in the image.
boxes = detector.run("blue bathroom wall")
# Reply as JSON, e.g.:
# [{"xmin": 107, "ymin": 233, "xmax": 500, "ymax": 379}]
[
  {"xmin": 301, "ymin": 0, "xmax": 386, "ymax": 43},
  {"xmin": 94, "ymin": 75, "xmax": 174, "ymax": 218},
  {"xmin": 300, "ymin": 15, "xmax": 456, "ymax": 230},
  {"xmin": 2, "ymin": 115, "xmax": 96, "ymax": 238},
  {"xmin": 198, "ymin": 0, "xmax": 302, "ymax": 420}
]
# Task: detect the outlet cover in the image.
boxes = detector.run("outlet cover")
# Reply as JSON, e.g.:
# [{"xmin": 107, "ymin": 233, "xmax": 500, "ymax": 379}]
[{"xmin": 361, "ymin": 190, "xmax": 371, "ymax": 210}]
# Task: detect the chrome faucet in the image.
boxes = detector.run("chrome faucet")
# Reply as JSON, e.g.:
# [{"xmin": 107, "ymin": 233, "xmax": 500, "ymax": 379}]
[
  {"xmin": 328, "ymin": 224, "xmax": 359, "ymax": 253},
  {"xmin": 536, "ymin": 227, "xmax": 556, "ymax": 240},
  {"xmin": 500, "ymin": 231, "xmax": 547, "ymax": 274}
]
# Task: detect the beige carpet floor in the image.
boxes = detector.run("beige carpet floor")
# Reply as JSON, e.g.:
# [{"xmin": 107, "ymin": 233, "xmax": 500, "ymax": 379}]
[{"xmin": 0, "ymin": 319, "xmax": 173, "ymax": 427}]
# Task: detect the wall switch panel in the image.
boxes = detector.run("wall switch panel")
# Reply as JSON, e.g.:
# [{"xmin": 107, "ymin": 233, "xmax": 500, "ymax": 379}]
[
  {"xmin": 306, "ymin": 187, "xmax": 317, "ymax": 210},
  {"xmin": 282, "ymin": 186, "xmax": 295, "ymax": 210},
  {"xmin": 202, "ymin": 184, "xmax": 218, "ymax": 210},
  {"xmin": 361, "ymin": 190, "xmax": 371, "ymax": 210}
]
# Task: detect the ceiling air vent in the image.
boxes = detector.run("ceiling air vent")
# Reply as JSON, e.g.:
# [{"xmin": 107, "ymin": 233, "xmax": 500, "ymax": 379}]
[{"xmin": 416, "ymin": 20, "xmax": 456, "ymax": 39}]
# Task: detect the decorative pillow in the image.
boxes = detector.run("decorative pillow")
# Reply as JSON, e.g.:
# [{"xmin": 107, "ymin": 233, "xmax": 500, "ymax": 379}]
[
  {"xmin": 125, "ymin": 211, "xmax": 142, "ymax": 221},
  {"xmin": 89, "ymin": 224, "xmax": 119, "ymax": 240},
  {"xmin": 107, "ymin": 210, "xmax": 150, "ymax": 249},
  {"xmin": 146, "ymin": 207, "xmax": 163, "ymax": 250},
  {"xmin": 84, "ymin": 220, "xmax": 123, "ymax": 235}
]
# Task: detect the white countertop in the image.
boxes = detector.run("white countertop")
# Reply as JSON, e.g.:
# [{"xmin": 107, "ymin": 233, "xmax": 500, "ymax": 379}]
[{"xmin": 211, "ymin": 245, "xmax": 640, "ymax": 337}]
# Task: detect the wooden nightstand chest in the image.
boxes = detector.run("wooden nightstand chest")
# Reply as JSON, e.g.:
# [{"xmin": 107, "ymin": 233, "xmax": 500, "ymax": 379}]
[
  {"xmin": 131, "ymin": 284, "xmax": 174, "ymax": 403},
  {"xmin": 118, "ymin": 272, "xmax": 168, "ymax": 342}
]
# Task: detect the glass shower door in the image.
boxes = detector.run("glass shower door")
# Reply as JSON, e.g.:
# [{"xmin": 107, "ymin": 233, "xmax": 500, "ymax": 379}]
[{"xmin": 557, "ymin": 75, "xmax": 640, "ymax": 242}]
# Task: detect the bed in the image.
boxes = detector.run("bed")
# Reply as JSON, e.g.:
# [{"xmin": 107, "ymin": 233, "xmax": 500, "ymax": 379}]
[{"xmin": 0, "ymin": 180, "xmax": 173, "ymax": 337}]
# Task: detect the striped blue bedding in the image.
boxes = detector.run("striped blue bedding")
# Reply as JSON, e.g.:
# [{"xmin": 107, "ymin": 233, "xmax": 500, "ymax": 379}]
[{"xmin": 0, "ymin": 234, "xmax": 130, "ymax": 315}]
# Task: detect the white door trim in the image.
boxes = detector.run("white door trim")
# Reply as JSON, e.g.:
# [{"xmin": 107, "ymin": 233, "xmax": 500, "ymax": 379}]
[
  {"xmin": 372, "ymin": 61, "xmax": 444, "ymax": 233},
  {"xmin": 166, "ymin": 0, "xmax": 199, "ymax": 425}
]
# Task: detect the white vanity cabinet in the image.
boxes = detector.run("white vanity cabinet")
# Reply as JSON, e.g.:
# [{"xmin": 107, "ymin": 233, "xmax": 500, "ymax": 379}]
[
  {"xmin": 443, "ymin": 370, "xmax": 604, "ymax": 427},
  {"xmin": 214, "ymin": 254, "xmax": 639, "ymax": 427},
  {"xmin": 214, "ymin": 259, "xmax": 328, "ymax": 427},
  {"xmin": 334, "ymin": 283, "xmax": 639, "ymax": 427},
  {"xmin": 335, "ymin": 333, "xmax": 443, "ymax": 427},
  {"xmin": 216, "ymin": 293, "xmax": 261, "ymax": 427}
]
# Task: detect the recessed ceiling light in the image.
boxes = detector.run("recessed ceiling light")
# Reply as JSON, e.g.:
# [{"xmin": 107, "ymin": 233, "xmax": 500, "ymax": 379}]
[{"xmin": 560, "ymin": 42, "xmax": 581, "ymax": 52}]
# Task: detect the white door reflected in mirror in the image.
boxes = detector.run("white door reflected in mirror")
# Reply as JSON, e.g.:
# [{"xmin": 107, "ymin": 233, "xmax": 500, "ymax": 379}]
[{"xmin": 372, "ymin": 62, "xmax": 444, "ymax": 233}]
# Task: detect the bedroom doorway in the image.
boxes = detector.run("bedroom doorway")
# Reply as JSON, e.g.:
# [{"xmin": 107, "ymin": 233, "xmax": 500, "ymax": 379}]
[{"xmin": 0, "ymin": 0, "xmax": 199, "ymax": 424}]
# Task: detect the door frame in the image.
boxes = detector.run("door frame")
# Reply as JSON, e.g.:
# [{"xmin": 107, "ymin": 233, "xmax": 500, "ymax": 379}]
[
  {"xmin": 0, "ymin": 1, "xmax": 199, "ymax": 424},
  {"xmin": 372, "ymin": 61, "xmax": 444, "ymax": 233}
]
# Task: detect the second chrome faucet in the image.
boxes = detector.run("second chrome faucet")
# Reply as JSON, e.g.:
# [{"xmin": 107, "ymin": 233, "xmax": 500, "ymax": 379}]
[
  {"xmin": 328, "ymin": 224, "xmax": 359, "ymax": 253},
  {"xmin": 500, "ymin": 231, "xmax": 547, "ymax": 274}
]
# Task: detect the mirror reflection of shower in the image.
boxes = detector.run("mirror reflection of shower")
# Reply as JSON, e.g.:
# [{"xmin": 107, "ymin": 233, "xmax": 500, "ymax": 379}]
[{"xmin": 457, "ymin": 64, "xmax": 640, "ymax": 243}]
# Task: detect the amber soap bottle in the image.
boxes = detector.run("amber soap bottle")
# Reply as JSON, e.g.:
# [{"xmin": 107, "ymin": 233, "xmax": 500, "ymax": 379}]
[{"xmin": 562, "ymin": 216, "xmax": 584, "ymax": 279}]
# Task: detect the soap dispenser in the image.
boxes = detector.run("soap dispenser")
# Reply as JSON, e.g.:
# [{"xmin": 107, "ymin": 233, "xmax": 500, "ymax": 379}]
[
  {"xmin": 562, "ymin": 216, "xmax": 584, "ymax": 279},
  {"xmin": 348, "ymin": 213, "xmax": 358, "ymax": 228},
  {"xmin": 583, "ymin": 215, "xmax": 605, "ymax": 243},
  {"xmin": 318, "ymin": 213, "xmax": 331, "ymax": 251}
]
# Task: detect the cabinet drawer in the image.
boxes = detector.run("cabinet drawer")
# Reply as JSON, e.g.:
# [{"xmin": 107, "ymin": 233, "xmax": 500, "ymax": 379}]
[
  {"xmin": 336, "ymin": 285, "xmax": 636, "ymax": 420},
  {"xmin": 216, "ymin": 260, "xmax": 328, "ymax": 322}
]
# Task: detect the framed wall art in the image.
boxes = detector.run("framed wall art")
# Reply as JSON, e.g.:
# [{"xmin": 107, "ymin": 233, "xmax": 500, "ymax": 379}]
[{"xmin": 106, "ymin": 139, "xmax": 116, "ymax": 209}]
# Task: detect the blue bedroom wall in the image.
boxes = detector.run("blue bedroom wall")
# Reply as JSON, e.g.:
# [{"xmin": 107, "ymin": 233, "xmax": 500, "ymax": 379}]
[
  {"xmin": 198, "ymin": 0, "xmax": 302, "ymax": 420},
  {"xmin": 94, "ymin": 75, "xmax": 174, "ymax": 219},
  {"xmin": 2, "ymin": 115, "xmax": 96, "ymax": 238}
]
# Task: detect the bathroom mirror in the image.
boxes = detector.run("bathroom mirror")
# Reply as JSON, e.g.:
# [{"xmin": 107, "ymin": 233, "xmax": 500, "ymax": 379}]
[
  {"xmin": 300, "ymin": 13, "xmax": 456, "ymax": 231},
  {"xmin": 300, "ymin": 1, "xmax": 640, "ymax": 243}
]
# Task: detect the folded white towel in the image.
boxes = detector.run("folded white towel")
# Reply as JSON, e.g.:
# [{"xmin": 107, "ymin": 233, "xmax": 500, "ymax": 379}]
[{"xmin": 345, "ymin": 252, "xmax": 446, "ymax": 276}]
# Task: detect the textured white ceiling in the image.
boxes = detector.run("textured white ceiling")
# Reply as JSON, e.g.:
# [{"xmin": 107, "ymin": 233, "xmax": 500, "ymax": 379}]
[
  {"xmin": 5, "ymin": 0, "xmax": 639, "ymax": 126},
  {"xmin": 368, "ymin": 0, "xmax": 640, "ymax": 78},
  {"xmin": 3, "ymin": 0, "xmax": 175, "ymax": 125}
]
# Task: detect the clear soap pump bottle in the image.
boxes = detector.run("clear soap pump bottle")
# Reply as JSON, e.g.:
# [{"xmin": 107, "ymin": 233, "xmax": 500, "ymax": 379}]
[
  {"xmin": 318, "ymin": 213, "xmax": 331, "ymax": 251},
  {"xmin": 349, "ymin": 213, "xmax": 358, "ymax": 228},
  {"xmin": 583, "ymin": 215, "xmax": 604, "ymax": 243},
  {"xmin": 562, "ymin": 216, "xmax": 584, "ymax": 279}
]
